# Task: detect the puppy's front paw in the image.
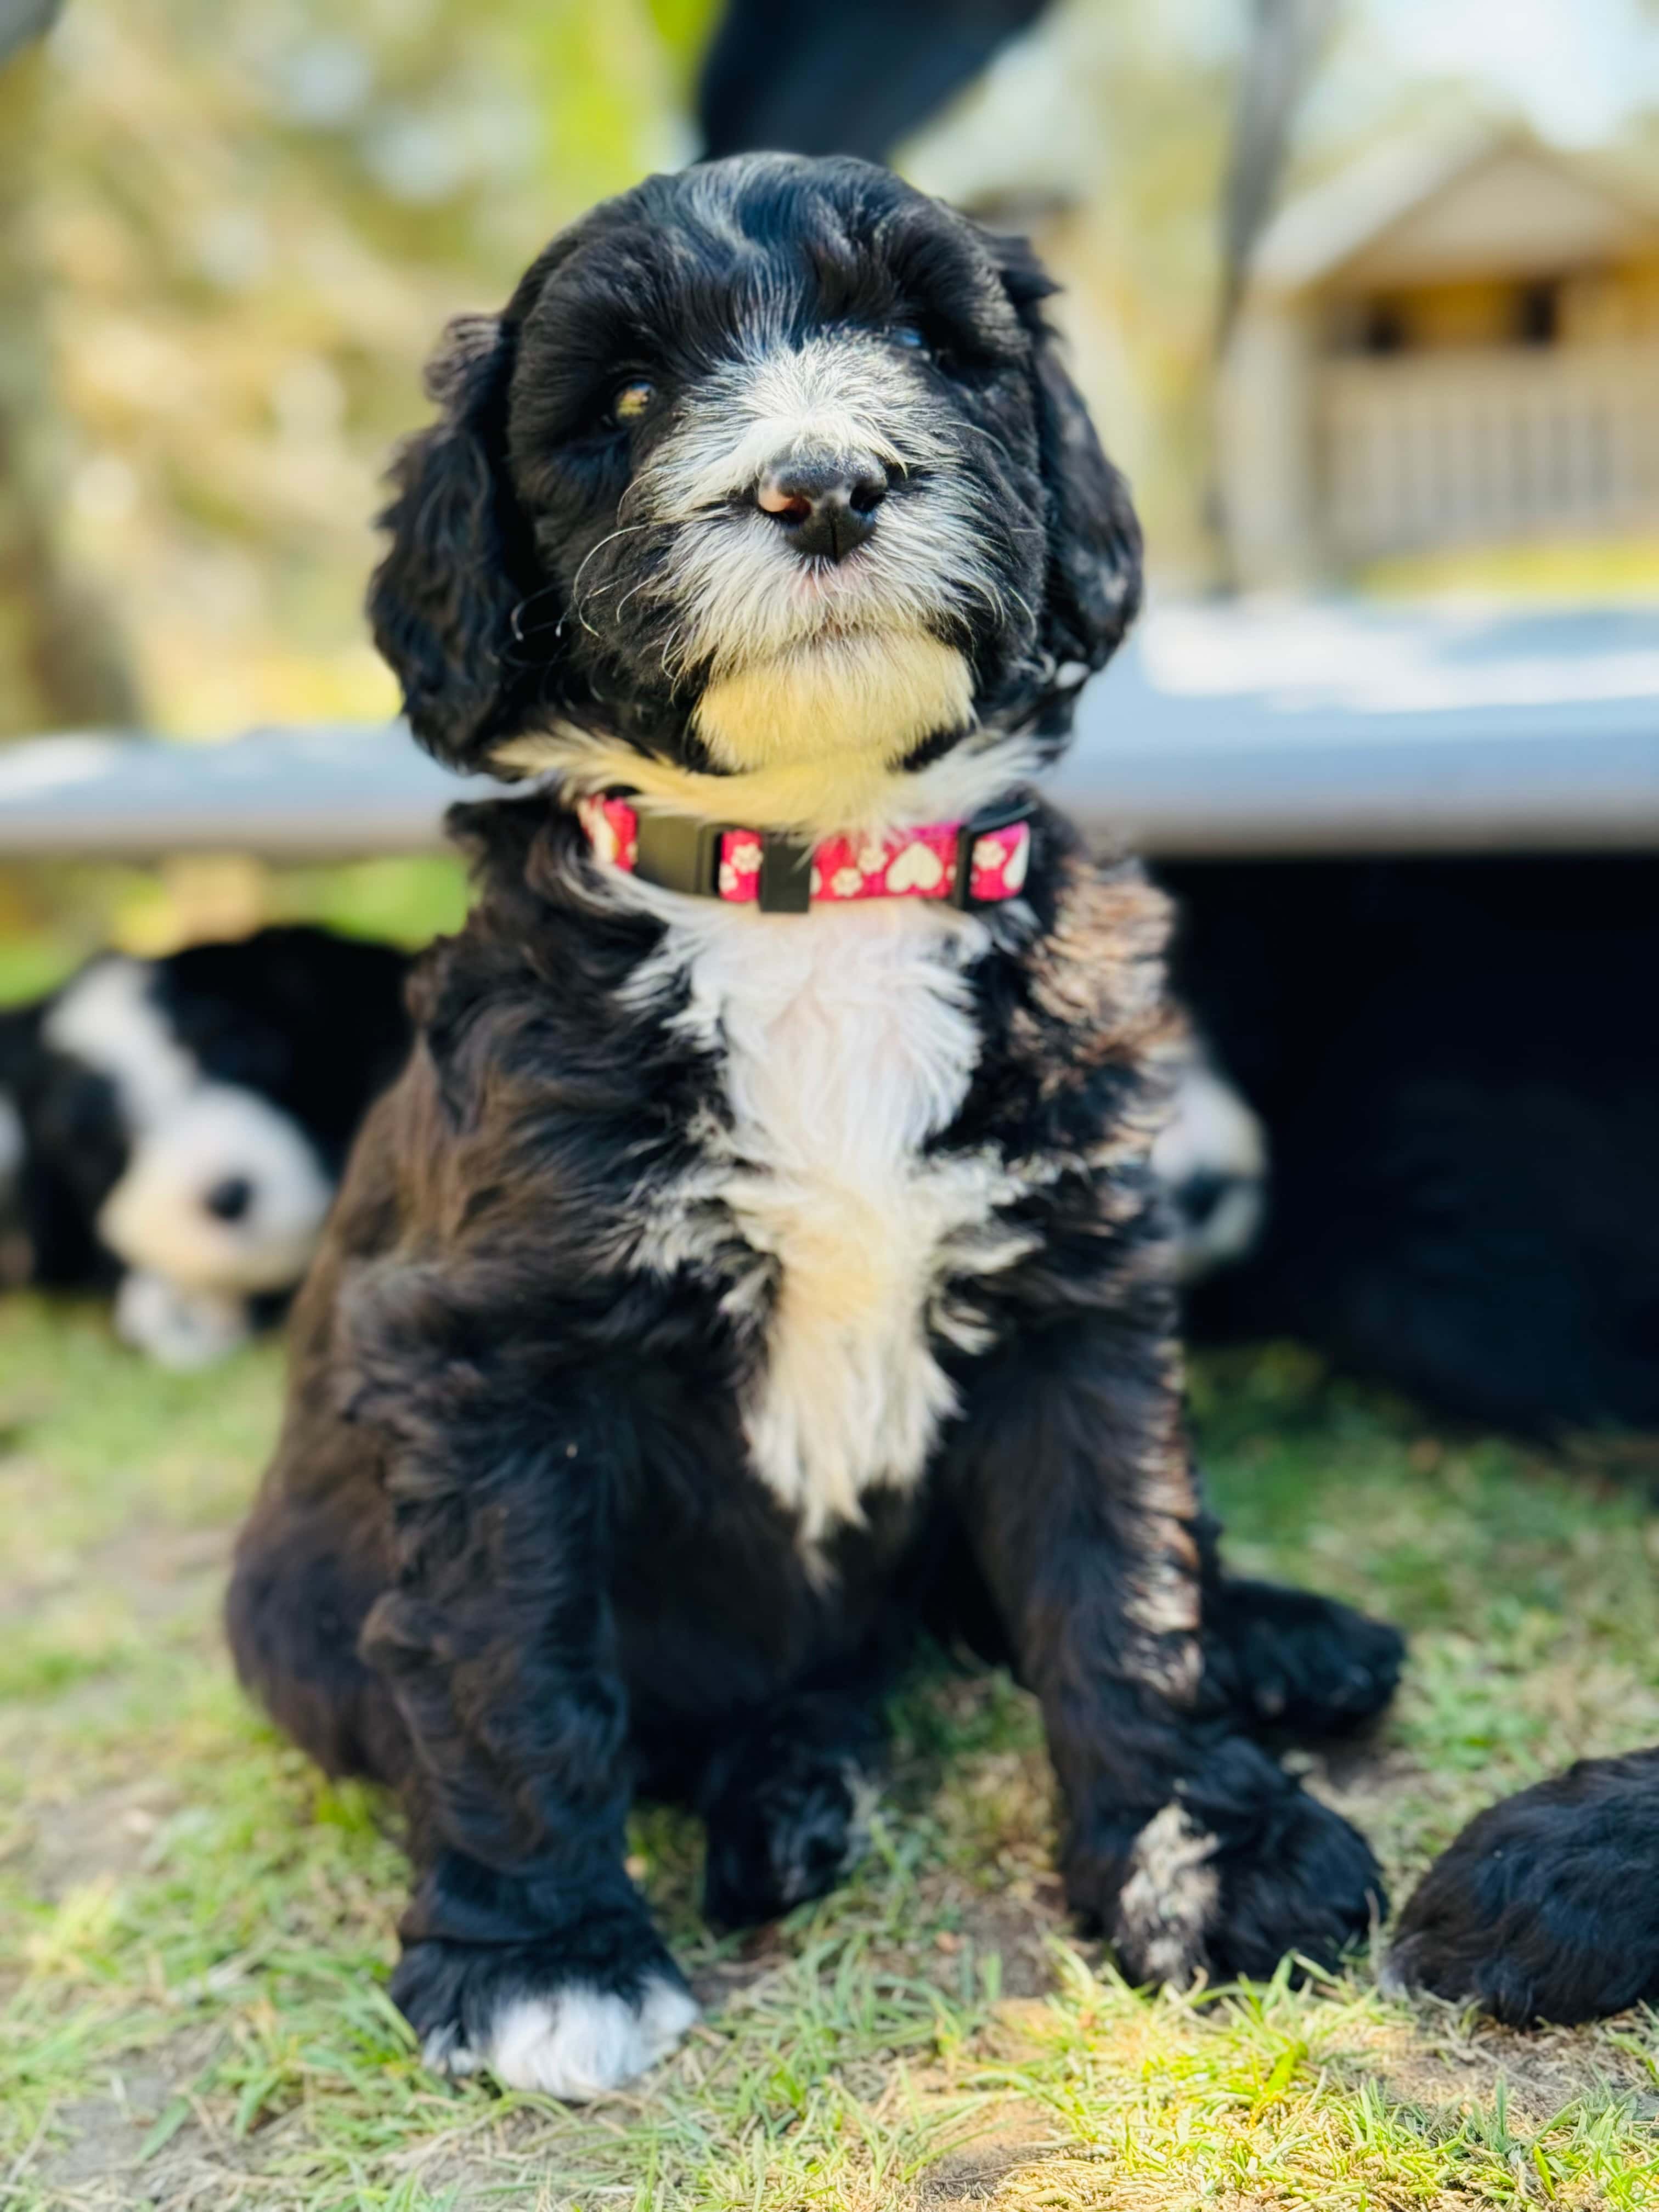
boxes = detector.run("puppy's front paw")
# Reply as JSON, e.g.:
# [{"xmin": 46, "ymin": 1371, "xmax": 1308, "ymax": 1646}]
[
  {"xmin": 1384, "ymin": 1750, "xmax": 1659, "ymax": 2025},
  {"xmin": 1206, "ymin": 1579, "xmax": 1404, "ymax": 1740},
  {"xmin": 393, "ymin": 1928, "xmax": 697, "ymax": 2100},
  {"xmin": 114, "ymin": 1270, "xmax": 250, "ymax": 1369},
  {"xmin": 1090, "ymin": 1739, "xmax": 1385, "ymax": 1987},
  {"xmin": 432, "ymin": 1978, "xmax": 697, "ymax": 2099},
  {"xmin": 702, "ymin": 1744, "xmax": 875, "ymax": 1929}
]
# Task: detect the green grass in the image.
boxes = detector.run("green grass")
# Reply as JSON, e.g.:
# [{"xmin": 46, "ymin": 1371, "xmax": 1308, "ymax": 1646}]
[
  {"xmin": 0, "ymin": 854, "xmax": 472, "ymax": 1012},
  {"xmin": 4, "ymin": 1304, "xmax": 1659, "ymax": 2209}
]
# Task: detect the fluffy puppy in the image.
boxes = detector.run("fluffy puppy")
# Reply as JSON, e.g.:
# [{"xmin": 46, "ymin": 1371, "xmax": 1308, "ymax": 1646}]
[
  {"xmin": 3, "ymin": 928, "xmax": 411, "ymax": 1364},
  {"xmin": 227, "ymin": 155, "xmax": 1400, "ymax": 2103},
  {"xmin": 1386, "ymin": 1750, "xmax": 1659, "ymax": 2024},
  {"xmin": 1169, "ymin": 856, "xmax": 1659, "ymax": 1441}
]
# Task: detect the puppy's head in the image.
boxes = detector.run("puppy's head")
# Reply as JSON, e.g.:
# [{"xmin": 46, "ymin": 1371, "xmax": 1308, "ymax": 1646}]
[
  {"xmin": 370, "ymin": 154, "xmax": 1139, "ymax": 828},
  {"xmin": 36, "ymin": 955, "xmax": 337, "ymax": 1311}
]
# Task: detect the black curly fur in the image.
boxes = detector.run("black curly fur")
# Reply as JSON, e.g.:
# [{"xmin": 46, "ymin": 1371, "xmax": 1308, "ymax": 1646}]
[
  {"xmin": 1387, "ymin": 1748, "xmax": 1659, "ymax": 2024},
  {"xmin": 229, "ymin": 157, "xmax": 1397, "ymax": 2081}
]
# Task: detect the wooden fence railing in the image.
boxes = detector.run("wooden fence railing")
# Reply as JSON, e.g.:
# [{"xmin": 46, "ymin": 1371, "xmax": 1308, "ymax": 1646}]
[{"xmin": 1321, "ymin": 342, "xmax": 1659, "ymax": 559}]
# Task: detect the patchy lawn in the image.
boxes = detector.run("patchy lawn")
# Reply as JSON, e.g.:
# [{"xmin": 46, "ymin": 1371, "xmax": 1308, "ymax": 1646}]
[{"xmin": 3, "ymin": 1297, "xmax": 1659, "ymax": 2210}]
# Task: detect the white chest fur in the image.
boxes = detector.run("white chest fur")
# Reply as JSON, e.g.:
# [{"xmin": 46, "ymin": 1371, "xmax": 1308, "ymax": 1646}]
[{"xmin": 622, "ymin": 890, "xmax": 1032, "ymax": 1542}]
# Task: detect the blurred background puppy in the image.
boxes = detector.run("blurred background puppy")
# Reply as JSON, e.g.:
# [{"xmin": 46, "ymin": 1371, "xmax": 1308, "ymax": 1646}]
[
  {"xmin": 1, "ymin": 926, "xmax": 410, "ymax": 1365},
  {"xmin": 1167, "ymin": 855, "xmax": 1659, "ymax": 1446}
]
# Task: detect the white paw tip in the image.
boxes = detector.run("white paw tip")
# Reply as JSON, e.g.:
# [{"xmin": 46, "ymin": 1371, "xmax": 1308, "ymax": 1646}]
[
  {"xmin": 421, "ymin": 2023, "xmax": 477, "ymax": 2077},
  {"xmin": 1114, "ymin": 1803, "xmax": 1221, "ymax": 1986},
  {"xmin": 1375, "ymin": 1949, "xmax": 1412, "ymax": 1998},
  {"xmin": 432, "ymin": 1976, "xmax": 699, "ymax": 2101}
]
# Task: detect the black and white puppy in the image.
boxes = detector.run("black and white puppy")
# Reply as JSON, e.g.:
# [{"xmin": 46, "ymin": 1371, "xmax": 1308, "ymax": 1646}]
[
  {"xmin": 227, "ymin": 155, "xmax": 1401, "ymax": 2103},
  {"xmin": 2, "ymin": 927, "xmax": 411, "ymax": 1364}
]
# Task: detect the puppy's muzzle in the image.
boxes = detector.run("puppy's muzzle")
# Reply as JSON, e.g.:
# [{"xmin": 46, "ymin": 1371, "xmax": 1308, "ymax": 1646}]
[{"xmin": 752, "ymin": 449, "xmax": 890, "ymax": 563}]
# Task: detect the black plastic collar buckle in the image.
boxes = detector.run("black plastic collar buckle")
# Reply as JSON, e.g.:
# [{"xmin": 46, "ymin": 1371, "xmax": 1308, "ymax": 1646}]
[
  {"xmin": 631, "ymin": 810, "xmax": 729, "ymax": 898},
  {"xmin": 630, "ymin": 810, "xmax": 817, "ymax": 912},
  {"xmin": 757, "ymin": 837, "xmax": 815, "ymax": 913},
  {"xmin": 947, "ymin": 794, "xmax": 1038, "ymax": 910}
]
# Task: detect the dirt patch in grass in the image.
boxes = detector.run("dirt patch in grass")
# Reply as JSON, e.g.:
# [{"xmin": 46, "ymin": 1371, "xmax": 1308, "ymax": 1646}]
[
  {"xmin": 916, "ymin": 2128, "xmax": 1070, "ymax": 2204},
  {"xmin": 30, "ymin": 2046, "xmax": 216, "ymax": 2207},
  {"xmin": 1345, "ymin": 2005, "xmax": 1659, "ymax": 2125},
  {"xmin": 19, "ymin": 1778, "xmax": 187, "ymax": 1901}
]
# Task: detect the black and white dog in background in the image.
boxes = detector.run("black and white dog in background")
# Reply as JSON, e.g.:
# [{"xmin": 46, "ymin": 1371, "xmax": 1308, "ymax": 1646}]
[
  {"xmin": 1165, "ymin": 855, "xmax": 1659, "ymax": 1444},
  {"xmin": 228, "ymin": 154, "xmax": 1402, "ymax": 2104},
  {"xmin": 0, "ymin": 927, "xmax": 411, "ymax": 1364}
]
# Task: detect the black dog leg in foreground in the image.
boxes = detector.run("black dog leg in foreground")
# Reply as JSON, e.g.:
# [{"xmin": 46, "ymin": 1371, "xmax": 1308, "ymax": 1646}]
[
  {"xmin": 1386, "ymin": 1749, "xmax": 1659, "ymax": 2024},
  {"xmin": 228, "ymin": 153, "xmax": 1396, "ymax": 2101},
  {"xmin": 945, "ymin": 1331, "xmax": 1393, "ymax": 1984}
]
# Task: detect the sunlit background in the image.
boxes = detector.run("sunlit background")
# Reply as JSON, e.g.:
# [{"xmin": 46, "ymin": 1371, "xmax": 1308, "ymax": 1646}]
[{"xmin": 5, "ymin": 0, "xmax": 1659, "ymax": 969}]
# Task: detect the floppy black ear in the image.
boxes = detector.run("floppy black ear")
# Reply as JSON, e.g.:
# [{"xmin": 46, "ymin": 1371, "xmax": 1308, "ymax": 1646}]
[
  {"xmin": 991, "ymin": 232, "xmax": 1143, "ymax": 680},
  {"xmin": 368, "ymin": 314, "xmax": 552, "ymax": 771}
]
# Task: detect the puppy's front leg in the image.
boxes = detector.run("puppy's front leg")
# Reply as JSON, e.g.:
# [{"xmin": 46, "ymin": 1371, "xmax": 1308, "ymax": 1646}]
[
  {"xmin": 353, "ymin": 1359, "xmax": 695, "ymax": 2099},
  {"xmin": 947, "ymin": 1312, "xmax": 1384, "ymax": 1985}
]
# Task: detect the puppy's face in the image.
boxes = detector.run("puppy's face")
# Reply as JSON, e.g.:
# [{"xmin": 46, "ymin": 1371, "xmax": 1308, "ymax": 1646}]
[
  {"xmin": 34, "ymin": 957, "xmax": 336, "ymax": 1304},
  {"xmin": 371, "ymin": 156, "xmax": 1140, "ymax": 826}
]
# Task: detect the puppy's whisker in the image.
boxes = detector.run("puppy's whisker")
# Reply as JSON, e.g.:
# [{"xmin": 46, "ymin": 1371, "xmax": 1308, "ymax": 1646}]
[
  {"xmin": 610, "ymin": 575, "xmax": 657, "ymax": 625},
  {"xmin": 946, "ymin": 419, "xmax": 1019, "ymax": 465},
  {"xmin": 509, "ymin": 579, "xmax": 567, "ymax": 643},
  {"xmin": 569, "ymin": 522, "xmax": 656, "ymax": 603}
]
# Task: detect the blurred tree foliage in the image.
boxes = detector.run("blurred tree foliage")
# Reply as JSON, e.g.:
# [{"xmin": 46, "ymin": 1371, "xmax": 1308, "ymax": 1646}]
[
  {"xmin": 12, "ymin": 0, "xmax": 716, "ymax": 742},
  {"xmin": 1, "ymin": 20, "xmax": 138, "ymax": 733},
  {"xmin": 1, "ymin": 0, "xmax": 1400, "ymax": 748},
  {"xmin": 0, "ymin": 0, "xmax": 721, "ymax": 974}
]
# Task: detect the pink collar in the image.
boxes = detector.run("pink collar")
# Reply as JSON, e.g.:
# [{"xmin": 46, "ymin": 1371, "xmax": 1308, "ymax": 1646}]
[{"xmin": 575, "ymin": 793, "xmax": 1034, "ymax": 915}]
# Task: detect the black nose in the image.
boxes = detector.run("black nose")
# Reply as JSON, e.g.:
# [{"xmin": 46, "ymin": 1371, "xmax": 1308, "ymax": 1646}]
[
  {"xmin": 204, "ymin": 1175, "xmax": 253, "ymax": 1223},
  {"xmin": 755, "ymin": 457, "xmax": 888, "ymax": 562},
  {"xmin": 1176, "ymin": 1173, "xmax": 1227, "ymax": 1231}
]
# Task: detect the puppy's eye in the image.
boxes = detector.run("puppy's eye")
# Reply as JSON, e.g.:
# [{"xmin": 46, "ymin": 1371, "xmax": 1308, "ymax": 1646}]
[
  {"xmin": 891, "ymin": 325, "xmax": 929, "ymax": 353},
  {"xmin": 607, "ymin": 379, "xmax": 657, "ymax": 426}
]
